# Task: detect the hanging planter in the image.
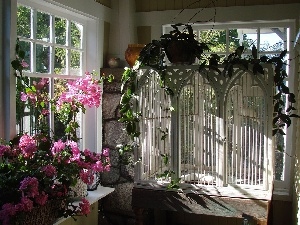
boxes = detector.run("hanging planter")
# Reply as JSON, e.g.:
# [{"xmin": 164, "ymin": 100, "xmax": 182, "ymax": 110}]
[
  {"xmin": 138, "ymin": 24, "xmax": 209, "ymax": 66},
  {"xmin": 165, "ymin": 39, "xmax": 196, "ymax": 65}
]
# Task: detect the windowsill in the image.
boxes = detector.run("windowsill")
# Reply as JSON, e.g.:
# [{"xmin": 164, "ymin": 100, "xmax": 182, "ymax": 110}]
[
  {"xmin": 53, "ymin": 186, "xmax": 114, "ymax": 225},
  {"xmin": 272, "ymin": 188, "xmax": 292, "ymax": 201},
  {"xmin": 135, "ymin": 181, "xmax": 272, "ymax": 200}
]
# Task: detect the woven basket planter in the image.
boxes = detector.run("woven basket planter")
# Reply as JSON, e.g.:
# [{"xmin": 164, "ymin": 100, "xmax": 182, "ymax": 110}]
[{"xmin": 14, "ymin": 199, "xmax": 64, "ymax": 225}]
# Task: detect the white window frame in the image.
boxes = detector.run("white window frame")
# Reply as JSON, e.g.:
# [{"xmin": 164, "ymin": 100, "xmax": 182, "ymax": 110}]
[
  {"xmin": 162, "ymin": 20, "xmax": 296, "ymax": 195},
  {"xmin": 16, "ymin": 0, "xmax": 102, "ymax": 153}
]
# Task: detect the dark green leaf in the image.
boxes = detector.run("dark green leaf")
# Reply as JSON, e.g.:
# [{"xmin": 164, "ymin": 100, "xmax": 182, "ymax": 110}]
[
  {"xmin": 279, "ymin": 50, "xmax": 287, "ymax": 59},
  {"xmin": 288, "ymin": 93, "xmax": 296, "ymax": 103},
  {"xmin": 252, "ymin": 45, "xmax": 257, "ymax": 59},
  {"xmin": 290, "ymin": 114, "xmax": 300, "ymax": 118}
]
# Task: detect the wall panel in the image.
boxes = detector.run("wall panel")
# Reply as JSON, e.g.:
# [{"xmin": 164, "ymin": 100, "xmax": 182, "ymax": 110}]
[{"xmin": 135, "ymin": 0, "xmax": 299, "ymax": 11}]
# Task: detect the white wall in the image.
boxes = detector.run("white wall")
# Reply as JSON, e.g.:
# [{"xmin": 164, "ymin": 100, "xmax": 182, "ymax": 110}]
[{"xmin": 135, "ymin": 4, "xmax": 300, "ymax": 41}]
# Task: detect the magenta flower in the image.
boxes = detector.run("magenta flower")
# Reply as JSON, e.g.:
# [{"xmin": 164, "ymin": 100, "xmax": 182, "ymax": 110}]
[
  {"xmin": 0, "ymin": 203, "xmax": 17, "ymax": 225},
  {"xmin": 20, "ymin": 92, "xmax": 28, "ymax": 101},
  {"xmin": 18, "ymin": 134, "xmax": 37, "ymax": 157},
  {"xmin": 41, "ymin": 165, "xmax": 57, "ymax": 177},
  {"xmin": 21, "ymin": 60, "xmax": 29, "ymax": 68},
  {"xmin": 17, "ymin": 196, "xmax": 33, "ymax": 212},
  {"xmin": 78, "ymin": 198, "xmax": 90, "ymax": 215},
  {"xmin": 79, "ymin": 170, "xmax": 94, "ymax": 185},
  {"xmin": 0, "ymin": 145, "xmax": 10, "ymax": 157},
  {"xmin": 35, "ymin": 192, "xmax": 48, "ymax": 206},
  {"xmin": 51, "ymin": 139, "xmax": 66, "ymax": 155},
  {"xmin": 92, "ymin": 161, "xmax": 104, "ymax": 172},
  {"xmin": 19, "ymin": 177, "xmax": 39, "ymax": 198},
  {"xmin": 102, "ymin": 148, "xmax": 110, "ymax": 157}
]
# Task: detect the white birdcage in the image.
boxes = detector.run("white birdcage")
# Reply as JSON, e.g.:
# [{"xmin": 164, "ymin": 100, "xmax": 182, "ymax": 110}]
[{"xmin": 134, "ymin": 65, "xmax": 274, "ymax": 191}]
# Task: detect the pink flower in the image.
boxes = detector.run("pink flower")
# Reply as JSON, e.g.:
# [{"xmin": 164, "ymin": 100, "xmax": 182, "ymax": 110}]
[
  {"xmin": 17, "ymin": 196, "xmax": 33, "ymax": 212},
  {"xmin": 41, "ymin": 109, "xmax": 49, "ymax": 115},
  {"xmin": 35, "ymin": 192, "xmax": 48, "ymax": 206},
  {"xmin": 19, "ymin": 177, "xmax": 39, "ymax": 198},
  {"xmin": 18, "ymin": 134, "xmax": 37, "ymax": 157},
  {"xmin": 78, "ymin": 198, "xmax": 90, "ymax": 215},
  {"xmin": 92, "ymin": 161, "xmax": 103, "ymax": 172},
  {"xmin": 79, "ymin": 170, "xmax": 94, "ymax": 185},
  {"xmin": 41, "ymin": 165, "xmax": 57, "ymax": 177},
  {"xmin": 21, "ymin": 60, "xmax": 29, "ymax": 68},
  {"xmin": 104, "ymin": 164, "xmax": 111, "ymax": 172},
  {"xmin": 20, "ymin": 92, "xmax": 28, "ymax": 101},
  {"xmin": 0, "ymin": 145, "xmax": 10, "ymax": 157},
  {"xmin": 0, "ymin": 203, "xmax": 17, "ymax": 225},
  {"xmin": 51, "ymin": 140, "xmax": 65, "ymax": 155},
  {"xmin": 102, "ymin": 148, "xmax": 110, "ymax": 157}
]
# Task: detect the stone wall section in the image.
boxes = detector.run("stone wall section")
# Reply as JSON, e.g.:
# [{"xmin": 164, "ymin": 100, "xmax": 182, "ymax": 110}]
[{"xmin": 99, "ymin": 68, "xmax": 135, "ymax": 225}]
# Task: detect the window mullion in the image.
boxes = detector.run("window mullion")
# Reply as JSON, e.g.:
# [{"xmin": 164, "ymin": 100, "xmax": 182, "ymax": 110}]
[
  {"xmin": 49, "ymin": 14, "xmax": 55, "ymax": 74},
  {"xmin": 257, "ymin": 27, "xmax": 260, "ymax": 53},
  {"xmin": 31, "ymin": 8, "xmax": 36, "ymax": 73},
  {"xmin": 66, "ymin": 19, "xmax": 71, "ymax": 75}
]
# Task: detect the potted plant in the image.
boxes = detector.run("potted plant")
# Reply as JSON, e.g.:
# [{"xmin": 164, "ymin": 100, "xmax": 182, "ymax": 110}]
[
  {"xmin": 138, "ymin": 23, "xmax": 210, "ymax": 67},
  {"xmin": 0, "ymin": 40, "xmax": 112, "ymax": 225}
]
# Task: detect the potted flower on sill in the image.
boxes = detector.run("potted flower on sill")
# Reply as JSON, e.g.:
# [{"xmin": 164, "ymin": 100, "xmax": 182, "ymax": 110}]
[{"xmin": 0, "ymin": 40, "xmax": 112, "ymax": 225}]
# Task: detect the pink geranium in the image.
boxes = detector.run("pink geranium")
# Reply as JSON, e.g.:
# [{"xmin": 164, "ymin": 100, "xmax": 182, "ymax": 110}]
[
  {"xmin": 17, "ymin": 197, "xmax": 33, "ymax": 212},
  {"xmin": 35, "ymin": 192, "xmax": 48, "ymax": 206},
  {"xmin": 19, "ymin": 177, "xmax": 39, "ymax": 198},
  {"xmin": 78, "ymin": 198, "xmax": 90, "ymax": 215},
  {"xmin": 18, "ymin": 134, "xmax": 37, "ymax": 158},
  {"xmin": 51, "ymin": 139, "xmax": 66, "ymax": 155},
  {"xmin": 41, "ymin": 165, "xmax": 57, "ymax": 177}
]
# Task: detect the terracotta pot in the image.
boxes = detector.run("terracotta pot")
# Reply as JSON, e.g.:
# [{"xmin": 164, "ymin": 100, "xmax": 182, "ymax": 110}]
[
  {"xmin": 165, "ymin": 40, "xmax": 196, "ymax": 65},
  {"xmin": 125, "ymin": 44, "xmax": 145, "ymax": 67}
]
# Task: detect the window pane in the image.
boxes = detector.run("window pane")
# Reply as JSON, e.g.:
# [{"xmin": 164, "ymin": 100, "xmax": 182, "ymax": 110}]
[
  {"xmin": 228, "ymin": 29, "xmax": 242, "ymax": 52},
  {"xmin": 260, "ymin": 27, "xmax": 286, "ymax": 52},
  {"xmin": 199, "ymin": 29, "xmax": 226, "ymax": 53},
  {"xmin": 71, "ymin": 21, "xmax": 83, "ymax": 48},
  {"xmin": 53, "ymin": 78, "xmax": 82, "ymax": 142},
  {"xmin": 71, "ymin": 50, "xmax": 81, "ymax": 75},
  {"xmin": 19, "ymin": 41, "xmax": 31, "ymax": 72},
  {"xmin": 55, "ymin": 17, "xmax": 66, "ymax": 45},
  {"xmin": 17, "ymin": 5, "xmax": 31, "ymax": 38},
  {"xmin": 235, "ymin": 28, "xmax": 258, "ymax": 52},
  {"xmin": 36, "ymin": 44, "xmax": 50, "ymax": 73},
  {"xmin": 55, "ymin": 47, "xmax": 66, "ymax": 74},
  {"xmin": 16, "ymin": 77, "xmax": 50, "ymax": 135},
  {"xmin": 37, "ymin": 11, "xmax": 50, "ymax": 41},
  {"xmin": 275, "ymin": 134, "xmax": 285, "ymax": 181}
]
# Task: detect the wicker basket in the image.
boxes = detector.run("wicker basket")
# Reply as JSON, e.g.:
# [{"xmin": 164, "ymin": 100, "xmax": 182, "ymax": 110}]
[{"xmin": 13, "ymin": 199, "xmax": 64, "ymax": 225}]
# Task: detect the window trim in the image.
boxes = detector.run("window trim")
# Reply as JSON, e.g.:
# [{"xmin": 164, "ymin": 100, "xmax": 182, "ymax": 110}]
[
  {"xmin": 162, "ymin": 20, "xmax": 297, "ymax": 194},
  {"xmin": 16, "ymin": 0, "xmax": 102, "ymax": 153}
]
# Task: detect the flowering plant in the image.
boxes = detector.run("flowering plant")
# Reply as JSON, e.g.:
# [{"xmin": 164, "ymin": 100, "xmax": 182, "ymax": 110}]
[{"xmin": 0, "ymin": 40, "xmax": 112, "ymax": 225}]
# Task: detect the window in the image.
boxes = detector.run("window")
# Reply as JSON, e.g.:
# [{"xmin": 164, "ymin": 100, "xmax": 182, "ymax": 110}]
[
  {"xmin": 15, "ymin": 0, "xmax": 101, "ymax": 152},
  {"xmin": 134, "ymin": 21, "xmax": 294, "ymax": 193}
]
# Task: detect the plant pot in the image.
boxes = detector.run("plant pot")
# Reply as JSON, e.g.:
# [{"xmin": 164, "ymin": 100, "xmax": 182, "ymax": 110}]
[
  {"xmin": 68, "ymin": 178, "xmax": 88, "ymax": 200},
  {"xmin": 14, "ymin": 199, "xmax": 65, "ymax": 225},
  {"xmin": 165, "ymin": 40, "xmax": 196, "ymax": 65},
  {"xmin": 108, "ymin": 57, "xmax": 120, "ymax": 68},
  {"xmin": 125, "ymin": 44, "xmax": 145, "ymax": 67}
]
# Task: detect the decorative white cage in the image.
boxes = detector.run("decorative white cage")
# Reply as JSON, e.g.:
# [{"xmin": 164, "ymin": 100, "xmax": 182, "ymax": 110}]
[{"xmin": 134, "ymin": 65, "xmax": 274, "ymax": 190}]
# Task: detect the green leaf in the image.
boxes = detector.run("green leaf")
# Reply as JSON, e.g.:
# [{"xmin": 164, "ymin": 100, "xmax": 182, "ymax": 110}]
[
  {"xmin": 290, "ymin": 114, "xmax": 300, "ymax": 118},
  {"xmin": 19, "ymin": 50, "xmax": 26, "ymax": 59},
  {"xmin": 252, "ymin": 45, "xmax": 257, "ymax": 59},
  {"xmin": 279, "ymin": 50, "xmax": 287, "ymax": 59},
  {"xmin": 11, "ymin": 60, "xmax": 20, "ymax": 70}
]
